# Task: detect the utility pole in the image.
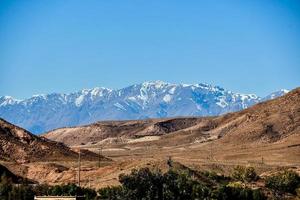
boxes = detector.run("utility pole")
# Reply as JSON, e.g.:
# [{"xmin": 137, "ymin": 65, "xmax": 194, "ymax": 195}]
[
  {"xmin": 210, "ymin": 142, "xmax": 213, "ymax": 161},
  {"xmin": 98, "ymin": 147, "xmax": 102, "ymax": 168},
  {"xmin": 78, "ymin": 148, "xmax": 81, "ymax": 187}
]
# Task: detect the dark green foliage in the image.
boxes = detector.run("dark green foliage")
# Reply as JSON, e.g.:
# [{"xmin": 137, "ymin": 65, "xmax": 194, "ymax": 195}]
[
  {"xmin": 39, "ymin": 183, "xmax": 97, "ymax": 200},
  {"xmin": 0, "ymin": 173, "xmax": 13, "ymax": 200},
  {"xmin": 99, "ymin": 168, "xmax": 211, "ymax": 200},
  {"xmin": 98, "ymin": 167, "xmax": 267, "ymax": 200},
  {"xmin": 265, "ymin": 170, "xmax": 300, "ymax": 194},
  {"xmin": 213, "ymin": 185, "xmax": 266, "ymax": 200},
  {"xmin": 0, "ymin": 173, "xmax": 34, "ymax": 200},
  {"xmin": 119, "ymin": 168, "xmax": 164, "ymax": 200},
  {"xmin": 203, "ymin": 170, "xmax": 229, "ymax": 183},
  {"xmin": 33, "ymin": 184, "xmax": 50, "ymax": 196},
  {"xmin": 162, "ymin": 169, "xmax": 210, "ymax": 200},
  {"xmin": 98, "ymin": 186, "xmax": 124, "ymax": 200},
  {"xmin": 232, "ymin": 166, "xmax": 258, "ymax": 182}
]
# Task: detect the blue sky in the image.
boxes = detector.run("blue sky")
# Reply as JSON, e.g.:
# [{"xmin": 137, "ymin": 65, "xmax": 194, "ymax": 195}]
[{"xmin": 0, "ymin": 0, "xmax": 299, "ymax": 99}]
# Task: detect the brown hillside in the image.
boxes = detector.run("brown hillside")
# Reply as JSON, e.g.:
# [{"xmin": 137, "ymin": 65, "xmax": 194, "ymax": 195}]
[
  {"xmin": 44, "ymin": 88, "xmax": 300, "ymax": 147},
  {"xmin": 0, "ymin": 164, "xmax": 33, "ymax": 183},
  {"xmin": 211, "ymin": 87, "xmax": 300, "ymax": 143},
  {"xmin": 0, "ymin": 118, "xmax": 108, "ymax": 163},
  {"xmin": 43, "ymin": 117, "xmax": 206, "ymax": 146},
  {"xmin": 3, "ymin": 88, "xmax": 299, "ymax": 189}
]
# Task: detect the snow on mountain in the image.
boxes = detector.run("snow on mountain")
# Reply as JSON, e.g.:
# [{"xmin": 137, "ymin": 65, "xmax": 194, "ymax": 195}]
[
  {"xmin": 0, "ymin": 96, "xmax": 21, "ymax": 106},
  {"xmin": 0, "ymin": 81, "xmax": 289, "ymax": 134},
  {"xmin": 261, "ymin": 89, "xmax": 289, "ymax": 101}
]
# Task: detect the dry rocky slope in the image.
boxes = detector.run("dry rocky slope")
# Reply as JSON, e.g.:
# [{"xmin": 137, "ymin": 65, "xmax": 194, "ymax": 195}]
[
  {"xmin": 44, "ymin": 87, "xmax": 300, "ymax": 147},
  {"xmin": 0, "ymin": 164, "xmax": 31, "ymax": 183},
  {"xmin": 0, "ymin": 118, "xmax": 107, "ymax": 163}
]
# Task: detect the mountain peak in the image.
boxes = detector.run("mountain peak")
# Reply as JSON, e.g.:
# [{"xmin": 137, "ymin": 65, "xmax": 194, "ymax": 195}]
[
  {"xmin": 0, "ymin": 96, "xmax": 20, "ymax": 106},
  {"xmin": 262, "ymin": 89, "xmax": 289, "ymax": 100},
  {"xmin": 140, "ymin": 80, "xmax": 172, "ymax": 88},
  {"xmin": 0, "ymin": 82, "xmax": 291, "ymax": 133}
]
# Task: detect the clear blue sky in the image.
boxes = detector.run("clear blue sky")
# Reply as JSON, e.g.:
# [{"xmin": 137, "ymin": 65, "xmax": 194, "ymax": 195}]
[{"xmin": 0, "ymin": 0, "xmax": 299, "ymax": 99}]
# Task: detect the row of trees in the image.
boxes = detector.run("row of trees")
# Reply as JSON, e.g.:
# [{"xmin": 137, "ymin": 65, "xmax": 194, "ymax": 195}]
[
  {"xmin": 0, "ymin": 166, "xmax": 299, "ymax": 200},
  {"xmin": 98, "ymin": 167, "xmax": 266, "ymax": 200}
]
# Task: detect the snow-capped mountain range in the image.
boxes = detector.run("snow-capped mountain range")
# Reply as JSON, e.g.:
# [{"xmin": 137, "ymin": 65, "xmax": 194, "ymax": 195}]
[{"xmin": 0, "ymin": 81, "xmax": 289, "ymax": 134}]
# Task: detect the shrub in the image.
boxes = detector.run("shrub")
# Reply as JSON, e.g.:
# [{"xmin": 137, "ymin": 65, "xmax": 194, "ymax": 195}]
[
  {"xmin": 99, "ymin": 168, "xmax": 211, "ymax": 200},
  {"xmin": 0, "ymin": 173, "xmax": 35, "ymax": 200},
  {"xmin": 98, "ymin": 186, "xmax": 124, "ymax": 200},
  {"xmin": 232, "ymin": 166, "xmax": 258, "ymax": 182},
  {"xmin": 213, "ymin": 184, "xmax": 266, "ymax": 200},
  {"xmin": 265, "ymin": 170, "xmax": 300, "ymax": 194},
  {"xmin": 163, "ymin": 169, "xmax": 210, "ymax": 200},
  {"xmin": 0, "ymin": 173, "xmax": 13, "ymax": 200},
  {"xmin": 47, "ymin": 184, "xmax": 97, "ymax": 200},
  {"xmin": 119, "ymin": 168, "xmax": 164, "ymax": 199}
]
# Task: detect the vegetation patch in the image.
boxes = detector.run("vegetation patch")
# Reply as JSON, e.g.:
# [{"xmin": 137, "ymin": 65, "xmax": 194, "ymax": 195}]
[{"xmin": 265, "ymin": 170, "xmax": 300, "ymax": 194}]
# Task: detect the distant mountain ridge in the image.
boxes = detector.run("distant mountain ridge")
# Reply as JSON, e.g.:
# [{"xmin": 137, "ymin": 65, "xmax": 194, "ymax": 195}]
[{"xmin": 0, "ymin": 81, "xmax": 289, "ymax": 134}]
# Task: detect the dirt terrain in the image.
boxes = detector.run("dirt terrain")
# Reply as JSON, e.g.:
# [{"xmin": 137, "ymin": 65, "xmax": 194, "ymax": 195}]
[{"xmin": 0, "ymin": 88, "xmax": 299, "ymax": 190}]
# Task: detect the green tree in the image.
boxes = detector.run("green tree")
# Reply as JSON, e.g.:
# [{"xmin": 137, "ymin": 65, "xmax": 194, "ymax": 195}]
[
  {"xmin": 232, "ymin": 166, "xmax": 258, "ymax": 182},
  {"xmin": 0, "ymin": 173, "xmax": 12, "ymax": 200},
  {"xmin": 265, "ymin": 170, "xmax": 300, "ymax": 194},
  {"xmin": 98, "ymin": 186, "xmax": 124, "ymax": 200},
  {"xmin": 119, "ymin": 168, "xmax": 164, "ymax": 200}
]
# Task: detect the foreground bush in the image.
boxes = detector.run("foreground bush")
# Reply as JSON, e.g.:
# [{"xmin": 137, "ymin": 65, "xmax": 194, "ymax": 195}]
[
  {"xmin": 98, "ymin": 167, "xmax": 265, "ymax": 200},
  {"xmin": 265, "ymin": 170, "xmax": 300, "ymax": 194},
  {"xmin": 34, "ymin": 183, "xmax": 97, "ymax": 200},
  {"xmin": 98, "ymin": 186, "xmax": 124, "ymax": 200},
  {"xmin": 213, "ymin": 184, "xmax": 266, "ymax": 200},
  {"xmin": 98, "ymin": 168, "xmax": 211, "ymax": 200},
  {"xmin": 232, "ymin": 166, "xmax": 258, "ymax": 182},
  {"xmin": 0, "ymin": 174, "xmax": 34, "ymax": 200}
]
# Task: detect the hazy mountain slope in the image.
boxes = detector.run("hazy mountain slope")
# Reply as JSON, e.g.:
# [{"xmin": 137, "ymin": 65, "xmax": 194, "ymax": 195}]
[
  {"xmin": 44, "ymin": 88, "xmax": 299, "ymax": 147},
  {"xmin": 0, "ymin": 81, "xmax": 289, "ymax": 134},
  {"xmin": 0, "ymin": 118, "xmax": 105, "ymax": 163}
]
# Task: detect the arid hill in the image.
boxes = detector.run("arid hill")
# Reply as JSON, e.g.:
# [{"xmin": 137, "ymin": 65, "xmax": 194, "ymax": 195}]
[
  {"xmin": 0, "ymin": 164, "xmax": 32, "ymax": 183},
  {"xmin": 0, "ymin": 118, "xmax": 108, "ymax": 163},
  {"xmin": 43, "ymin": 117, "xmax": 206, "ymax": 146},
  {"xmin": 44, "ymin": 87, "xmax": 300, "ymax": 147},
  {"xmin": 33, "ymin": 88, "xmax": 299, "ymax": 189},
  {"xmin": 1, "ymin": 88, "xmax": 299, "ymax": 189}
]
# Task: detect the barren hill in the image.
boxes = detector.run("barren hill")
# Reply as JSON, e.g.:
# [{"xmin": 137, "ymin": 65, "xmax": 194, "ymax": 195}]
[
  {"xmin": 211, "ymin": 87, "xmax": 300, "ymax": 144},
  {"xmin": 44, "ymin": 117, "xmax": 206, "ymax": 146},
  {"xmin": 0, "ymin": 118, "xmax": 107, "ymax": 163},
  {"xmin": 2, "ymin": 88, "xmax": 299, "ymax": 189},
  {"xmin": 44, "ymin": 87, "xmax": 300, "ymax": 147},
  {"xmin": 0, "ymin": 164, "xmax": 32, "ymax": 183}
]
